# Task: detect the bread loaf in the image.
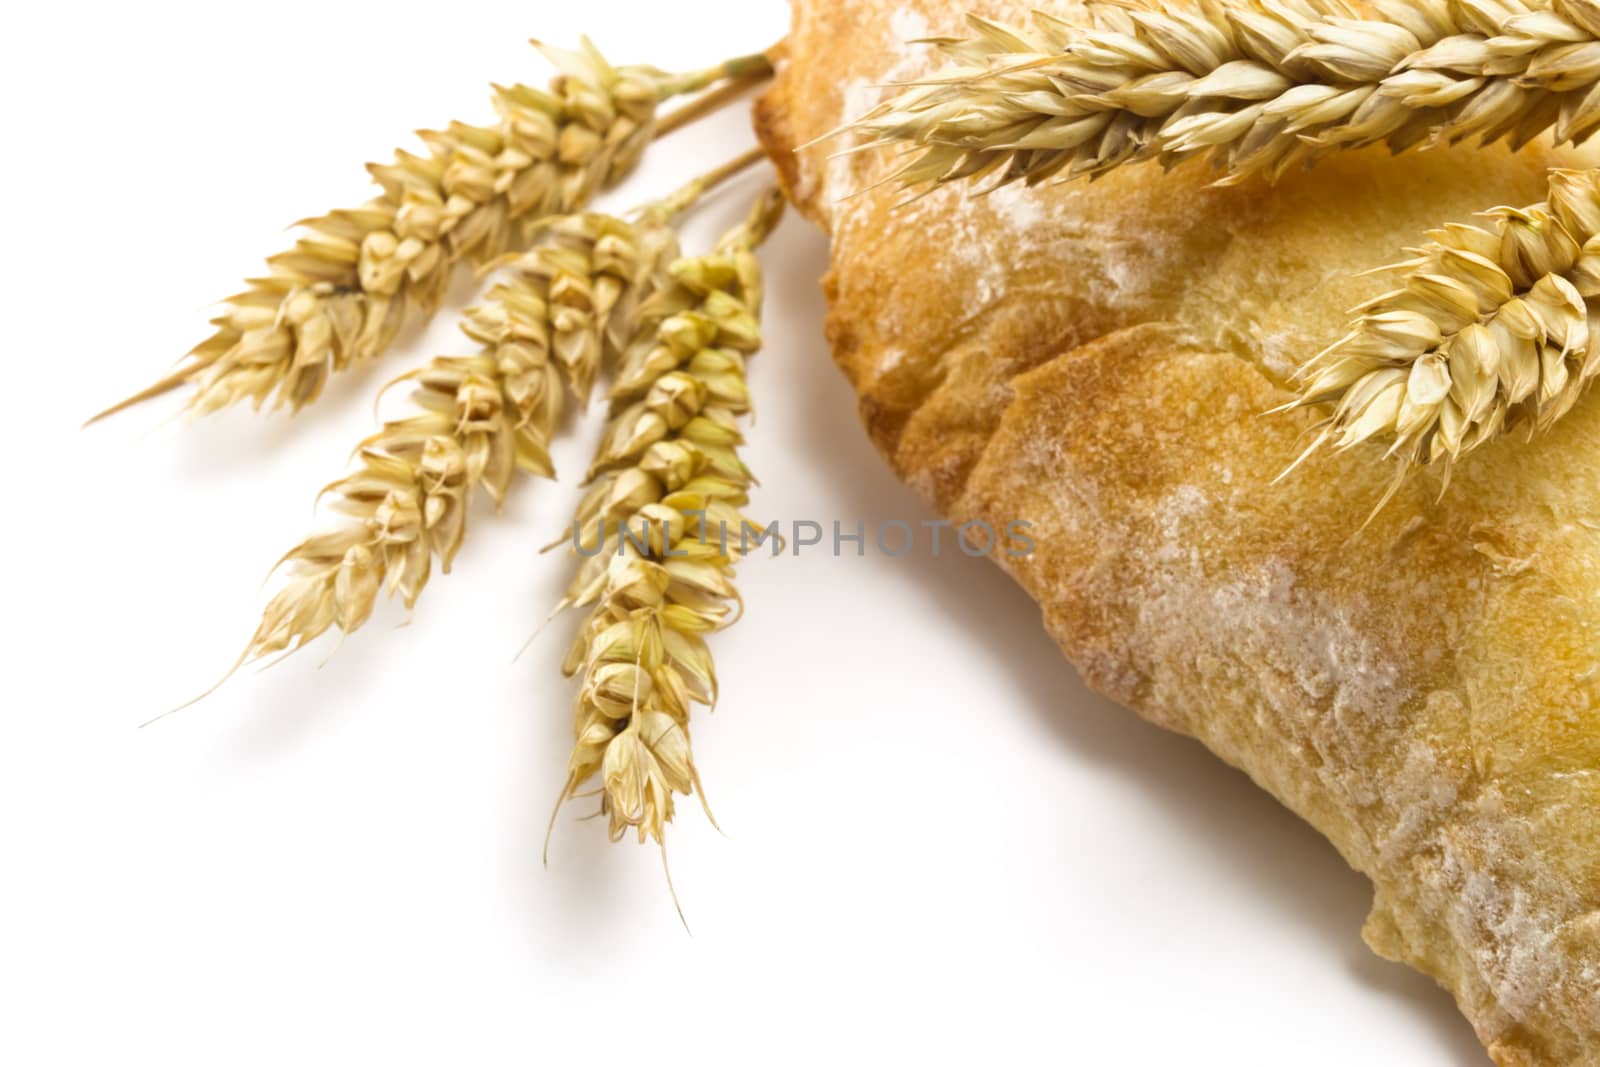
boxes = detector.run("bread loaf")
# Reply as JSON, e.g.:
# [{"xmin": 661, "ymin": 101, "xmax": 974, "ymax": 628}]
[{"xmin": 754, "ymin": 2, "xmax": 1600, "ymax": 1062}]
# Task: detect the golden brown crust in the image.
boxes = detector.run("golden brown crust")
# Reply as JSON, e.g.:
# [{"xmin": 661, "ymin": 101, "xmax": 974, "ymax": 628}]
[{"xmin": 757, "ymin": 2, "xmax": 1600, "ymax": 1063}]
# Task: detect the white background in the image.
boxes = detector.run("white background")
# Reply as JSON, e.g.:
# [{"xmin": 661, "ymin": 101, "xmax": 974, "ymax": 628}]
[{"xmin": 2, "ymin": 2, "xmax": 1488, "ymax": 1063}]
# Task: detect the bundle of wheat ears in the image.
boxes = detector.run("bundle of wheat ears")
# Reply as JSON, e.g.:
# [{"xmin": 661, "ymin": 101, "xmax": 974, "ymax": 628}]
[{"xmin": 103, "ymin": 0, "xmax": 1600, "ymax": 927}]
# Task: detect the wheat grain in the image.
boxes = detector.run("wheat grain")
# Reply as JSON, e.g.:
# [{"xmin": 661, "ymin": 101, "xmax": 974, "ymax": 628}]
[
  {"xmin": 547, "ymin": 186, "xmax": 785, "ymax": 860},
  {"xmin": 91, "ymin": 41, "xmax": 771, "ymax": 425},
  {"xmin": 838, "ymin": 0, "xmax": 1600, "ymax": 193},
  {"xmin": 151, "ymin": 158, "xmax": 767, "ymax": 722},
  {"xmin": 1282, "ymin": 166, "xmax": 1600, "ymax": 497}
]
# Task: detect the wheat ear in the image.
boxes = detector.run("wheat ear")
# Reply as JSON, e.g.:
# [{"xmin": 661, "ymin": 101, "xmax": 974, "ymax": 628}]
[
  {"xmin": 1280, "ymin": 167, "xmax": 1600, "ymax": 500},
  {"xmin": 150, "ymin": 156, "xmax": 766, "ymax": 723},
  {"xmin": 91, "ymin": 41, "xmax": 771, "ymax": 425},
  {"xmin": 837, "ymin": 0, "xmax": 1600, "ymax": 193},
  {"xmin": 546, "ymin": 186, "xmax": 785, "ymax": 860}
]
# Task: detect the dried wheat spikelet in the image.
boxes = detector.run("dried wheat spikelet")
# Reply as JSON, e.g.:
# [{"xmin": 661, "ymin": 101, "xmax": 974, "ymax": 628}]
[
  {"xmin": 151, "ymin": 160, "xmax": 765, "ymax": 723},
  {"xmin": 91, "ymin": 40, "xmax": 771, "ymax": 425},
  {"xmin": 837, "ymin": 0, "xmax": 1600, "ymax": 193},
  {"xmin": 547, "ymin": 186, "xmax": 785, "ymax": 866},
  {"xmin": 1281, "ymin": 166, "xmax": 1600, "ymax": 500}
]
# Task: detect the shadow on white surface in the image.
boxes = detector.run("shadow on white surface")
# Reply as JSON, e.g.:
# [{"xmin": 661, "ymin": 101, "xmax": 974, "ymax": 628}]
[{"xmin": 734, "ymin": 215, "xmax": 1487, "ymax": 1064}]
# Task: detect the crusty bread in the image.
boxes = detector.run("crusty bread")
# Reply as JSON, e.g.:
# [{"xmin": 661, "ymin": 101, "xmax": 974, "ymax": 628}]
[{"xmin": 754, "ymin": 2, "xmax": 1600, "ymax": 1062}]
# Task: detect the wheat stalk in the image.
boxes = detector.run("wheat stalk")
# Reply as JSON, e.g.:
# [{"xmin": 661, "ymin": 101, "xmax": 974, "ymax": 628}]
[
  {"xmin": 837, "ymin": 0, "xmax": 1600, "ymax": 193},
  {"xmin": 546, "ymin": 186, "xmax": 785, "ymax": 870},
  {"xmin": 150, "ymin": 156, "xmax": 765, "ymax": 723},
  {"xmin": 1280, "ymin": 166, "xmax": 1600, "ymax": 501},
  {"xmin": 91, "ymin": 40, "xmax": 771, "ymax": 425}
]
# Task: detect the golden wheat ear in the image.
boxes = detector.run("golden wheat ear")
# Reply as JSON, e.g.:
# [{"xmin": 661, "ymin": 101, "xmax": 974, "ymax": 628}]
[
  {"xmin": 841, "ymin": 1, "xmax": 1600, "ymax": 198},
  {"xmin": 87, "ymin": 43, "xmax": 773, "ymax": 428},
  {"xmin": 550, "ymin": 186, "xmax": 784, "ymax": 855},
  {"xmin": 1278, "ymin": 167, "xmax": 1600, "ymax": 502}
]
